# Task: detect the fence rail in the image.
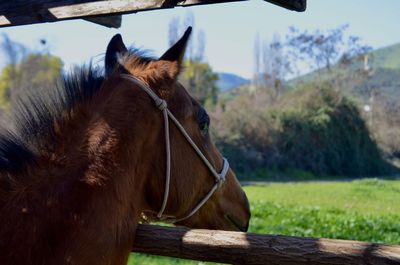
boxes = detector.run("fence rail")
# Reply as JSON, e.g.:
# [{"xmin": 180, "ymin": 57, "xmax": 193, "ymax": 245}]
[{"xmin": 133, "ymin": 224, "xmax": 400, "ymax": 265}]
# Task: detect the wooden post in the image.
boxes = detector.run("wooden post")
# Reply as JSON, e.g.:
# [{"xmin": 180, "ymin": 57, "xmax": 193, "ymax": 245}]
[{"xmin": 133, "ymin": 224, "xmax": 400, "ymax": 265}]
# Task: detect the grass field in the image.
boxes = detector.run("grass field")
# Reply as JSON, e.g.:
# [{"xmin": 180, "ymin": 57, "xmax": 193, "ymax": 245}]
[{"xmin": 128, "ymin": 178, "xmax": 400, "ymax": 265}]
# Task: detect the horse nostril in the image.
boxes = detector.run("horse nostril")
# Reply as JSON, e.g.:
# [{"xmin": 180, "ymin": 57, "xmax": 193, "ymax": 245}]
[
  {"xmin": 226, "ymin": 214, "xmax": 249, "ymax": 232},
  {"xmin": 240, "ymin": 214, "xmax": 250, "ymax": 232},
  {"xmin": 244, "ymin": 217, "xmax": 250, "ymax": 232}
]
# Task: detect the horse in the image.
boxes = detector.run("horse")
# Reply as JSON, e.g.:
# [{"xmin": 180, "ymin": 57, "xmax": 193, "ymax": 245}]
[{"xmin": 0, "ymin": 27, "xmax": 250, "ymax": 265}]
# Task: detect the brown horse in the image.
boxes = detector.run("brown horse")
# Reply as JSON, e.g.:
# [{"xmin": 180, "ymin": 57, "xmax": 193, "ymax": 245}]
[{"xmin": 0, "ymin": 27, "xmax": 250, "ymax": 265}]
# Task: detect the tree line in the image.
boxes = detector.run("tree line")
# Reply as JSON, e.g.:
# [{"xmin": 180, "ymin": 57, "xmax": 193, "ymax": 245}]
[{"xmin": 1, "ymin": 19, "xmax": 398, "ymax": 179}]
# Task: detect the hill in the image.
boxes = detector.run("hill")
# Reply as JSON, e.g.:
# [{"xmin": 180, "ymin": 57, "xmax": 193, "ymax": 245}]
[
  {"xmin": 217, "ymin": 72, "xmax": 249, "ymax": 92},
  {"xmin": 222, "ymin": 43, "xmax": 400, "ymax": 103},
  {"xmin": 288, "ymin": 43, "xmax": 400, "ymax": 102},
  {"xmin": 373, "ymin": 43, "xmax": 400, "ymax": 69}
]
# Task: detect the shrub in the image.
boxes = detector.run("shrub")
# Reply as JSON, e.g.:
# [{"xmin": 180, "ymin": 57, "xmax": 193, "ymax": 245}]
[
  {"xmin": 273, "ymin": 84, "xmax": 390, "ymax": 176},
  {"xmin": 212, "ymin": 83, "xmax": 396, "ymax": 178}
]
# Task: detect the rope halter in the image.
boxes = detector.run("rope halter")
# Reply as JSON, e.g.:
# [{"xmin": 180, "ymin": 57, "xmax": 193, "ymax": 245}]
[{"xmin": 121, "ymin": 74, "xmax": 230, "ymax": 223}]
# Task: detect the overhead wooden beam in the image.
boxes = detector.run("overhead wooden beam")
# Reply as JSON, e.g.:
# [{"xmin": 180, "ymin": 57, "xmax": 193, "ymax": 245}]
[
  {"xmin": 133, "ymin": 224, "xmax": 400, "ymax": 265},
  {"xmin": 0, "ymin": 0, "xmax": 241, "ymax": 28},
  {"xmin": 265, "ymin": 0, "xmax": 306, "ymax": 12},
  {"xmin": 0, "ymin": 0, "xmax": 306, "ymax": 29},
  {"xmin": 84, "ymin": 15, "xmax": 122, "ymax": 28}
]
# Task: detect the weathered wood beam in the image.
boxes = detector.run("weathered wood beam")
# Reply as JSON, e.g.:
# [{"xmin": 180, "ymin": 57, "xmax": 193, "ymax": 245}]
[
  {"xmin": 265, "ymin": 0, "xmax": 306, "ymax": 12},
  {"xmin": 84, "ymin": 15, "xmax": 122, "ymax": 28},
  {"xmin": 0, "ymin": 0, "xmax": 306, "ymax": 29},
  {"xmin": 133, "ymin": 224, "xmax": 400, "ymax": 265},
  {"xmin": 0, "ymin": 0, "xmax": 243, "ymax": 28}
]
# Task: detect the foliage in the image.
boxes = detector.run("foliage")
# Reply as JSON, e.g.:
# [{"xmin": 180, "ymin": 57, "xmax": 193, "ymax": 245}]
[
  {"xmin": 368, "ymin": 94, "xmax": 400, "ymax": 158},
  {"xmin": 241, "ymin": 26, "xmax": 382, "ymax": 173},
  {"xmin": 168, "ymin": 13, "xmax": 219, "ymax": 107},
  {"xmin": 129, "ymin": 179, "xmax": 400, "ymax": 264},
  {"xmin": 0, "ymin": 66, "xmax": 13, "ymax": 107},
  {"xmin": 253, "ymin": 33, "xmax": 290, "ymax": 101},
  {"xmin": 0, "ymin": 36, "xmax": 63, "ymax": 109},
  {"xmin": 286, "ymin": 24, "xmax": 371, "ymax": 72},
  {"xmin": 273, "ymin": 85, "xmax": 388, "ymax": 176},
  {"xmin": 180, "ymin": 60, "xmax": 219, "ymax": 107},
  {"xmin": 287, "ymin": 42, "xmax": 400, "ymax": 159},
  {"xmin": 212, "ymin": 83, "xmax": 395, "ymax": 178}
]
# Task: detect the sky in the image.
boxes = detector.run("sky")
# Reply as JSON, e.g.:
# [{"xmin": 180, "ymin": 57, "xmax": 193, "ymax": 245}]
[{"xmin": 1, "ymin": 0, "xmax": 400, "ymax": 78}]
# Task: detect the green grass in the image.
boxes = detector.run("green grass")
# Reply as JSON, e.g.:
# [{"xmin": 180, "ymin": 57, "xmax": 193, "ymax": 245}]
[
  {"xmin": 247, "ymin": 179, "xmax": 400, "ymax": 243},
  {"xmin": 129, "ymin": 179, "xmax": 400, "ymax": 264},
  {"xmin": 246, "ymin": 178, "xmax": 400, "ymax": 216}
]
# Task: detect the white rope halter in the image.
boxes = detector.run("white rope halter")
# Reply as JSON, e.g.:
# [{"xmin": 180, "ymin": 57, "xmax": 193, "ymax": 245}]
[{"xmin": 121, "ymin": 74, "xmax": 230, "ymax": 223}]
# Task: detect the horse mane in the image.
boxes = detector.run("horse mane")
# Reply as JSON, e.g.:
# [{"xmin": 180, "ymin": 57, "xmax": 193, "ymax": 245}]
[
  {"xmin": 0, "ymin": 49, "xmax": 155, "ymax": 174},
  {"xmin": 0, "ymin": 66, "xmax": 104, "ymax": 173}
]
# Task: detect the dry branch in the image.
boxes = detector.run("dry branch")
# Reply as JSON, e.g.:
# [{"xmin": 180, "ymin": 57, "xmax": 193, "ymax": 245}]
[{"xmin": 133, "ymin": 224, "xmax": 400, "ymax": 265}]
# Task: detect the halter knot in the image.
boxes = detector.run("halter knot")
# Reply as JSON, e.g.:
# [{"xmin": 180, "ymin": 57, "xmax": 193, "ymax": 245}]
[
  {"xmin": 155, "ymin": 99, "xmax": 167, "ymax": 110},
  {"xmin": 217, "ymin": 177, "xmax": 226, "ymax": 188},
  {"xmin": 216, "ymin": 157, "xmax": 229, "ymax": 188}
]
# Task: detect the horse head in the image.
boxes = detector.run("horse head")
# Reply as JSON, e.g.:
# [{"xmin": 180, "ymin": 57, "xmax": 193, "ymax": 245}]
[{"xmin": 103, "ymin": 27, "xmax": 250, "ymax": 231}]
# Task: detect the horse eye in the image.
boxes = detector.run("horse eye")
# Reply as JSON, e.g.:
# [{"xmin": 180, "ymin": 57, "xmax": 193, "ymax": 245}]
[
  {"xmin": 198, "ymin": 107, "xmax": 210, "ymax": 135},
  {"xmin": 199, "ymin": 120, "xmax": 209, "ymax": 133}
]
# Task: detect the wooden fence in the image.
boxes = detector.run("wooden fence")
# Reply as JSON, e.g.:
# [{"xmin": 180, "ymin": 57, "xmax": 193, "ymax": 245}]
[{"xmin": 133, "ymin": 224, "xmax": 400, "ymax": 265}]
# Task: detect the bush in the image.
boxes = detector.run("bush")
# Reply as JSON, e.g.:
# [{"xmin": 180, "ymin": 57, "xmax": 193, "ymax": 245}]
[
  {"xmin": 274, "ymin": 85, "xmax": 391, "ymax": 176},
  {"xmin": 212, "ymin": 83, "xmax": 396, "ymax": 179},
  {"xmin": 362, "ymin": 94, "xmax": 400, "ymax": 160}
]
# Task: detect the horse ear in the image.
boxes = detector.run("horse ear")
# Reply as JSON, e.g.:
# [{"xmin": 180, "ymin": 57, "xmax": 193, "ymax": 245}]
[
  {"xmin": 105, "ymin": 34, "xmax": 128, "ymax": 76},
  {"xmin": 159, "ymin": 26, "xmax": 192, "ymax": 65}
]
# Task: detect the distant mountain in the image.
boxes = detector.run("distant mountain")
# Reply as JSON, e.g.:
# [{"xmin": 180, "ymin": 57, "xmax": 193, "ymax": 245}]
[{"xmin": 217, "ymin": 72, "xmax": 250, "ymax": 92}]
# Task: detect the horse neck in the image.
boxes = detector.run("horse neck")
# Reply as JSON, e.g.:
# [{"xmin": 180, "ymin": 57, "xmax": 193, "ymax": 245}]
[
  {"xmin": 44, "ymin": 89, "xmax": 151, "ymax": 221},
  {"xmin": 0, "ymin": 74, "xmax": 179, "ymax": 265},
  {"xmin": 1, "ymin": 88, "xmax": 158, "ymax": 263}
]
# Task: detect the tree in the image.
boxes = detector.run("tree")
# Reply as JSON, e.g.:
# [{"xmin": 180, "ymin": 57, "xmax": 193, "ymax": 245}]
[
  {"xmin": 0, "ymin": 35, "xmax": 63, "ymax": 108},
  {"xmin": 0, "ymin": 34, "xmax": 27, "ymax": 106},
  {"xmin": 167, "ymin": 12, "xmax": 218, "ymax": 107},
  {"xmin": 168, "ymin": 11, "xmax": 206, "ymax": 62},
  {"xmin": 286, "ymin": 24, "xmax": 372, "ymax": 73},
  {"xmin": 168, "ymin": 16, "xmax": 180, "ymax": 46},
  {"xmin": 180, "ymin": 60, "xmax": 218, "ymax": 106},
  {"xmin": 253, "ymin": 33, "xmax": 262, "ymax": 87},
  {"xmin": 183, "ymin": 11, "xmax": 195, "ymax": 60},
  {"xmin": 253, "ymin": 33, "xmax": 290, "ymax": 101},
  {"xmin": 194, "ymin": 29, "xmax": 205, "ymax": 62}
]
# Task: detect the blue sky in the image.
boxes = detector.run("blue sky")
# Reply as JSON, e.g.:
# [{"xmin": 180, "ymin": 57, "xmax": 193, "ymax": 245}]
[{"xmin": 1, "ymin": 0, "xmax": 400, "ymax": 78}]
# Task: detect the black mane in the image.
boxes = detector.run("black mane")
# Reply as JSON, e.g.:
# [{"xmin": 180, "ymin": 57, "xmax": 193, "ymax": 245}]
[
  {"xmin": 0, "ymin": 66, "xmax": 104, "ymax": 173},
  {"xmin": 0, "ymin": 48, "xmax": 155, "ymax": 174}
]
